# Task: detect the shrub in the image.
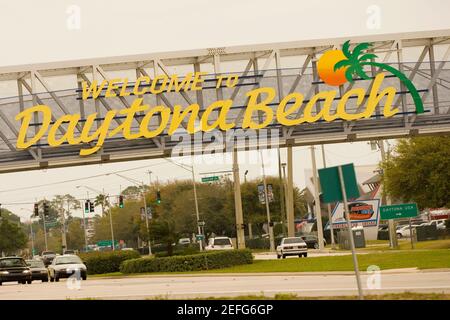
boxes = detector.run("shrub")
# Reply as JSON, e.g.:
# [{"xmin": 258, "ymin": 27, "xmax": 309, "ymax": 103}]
[
  {"xmin": 79, "ymin": 250, "xmax": 140, "ymax": 274},
  {"xmin": 120, "ymin": 249, "xmax": 253, "ymax": 274}
]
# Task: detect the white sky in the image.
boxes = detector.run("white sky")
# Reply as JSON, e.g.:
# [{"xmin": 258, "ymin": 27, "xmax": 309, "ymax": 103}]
[{"xmin": 1, "ymin": 0, "xmax": 449, "ymax": 221}]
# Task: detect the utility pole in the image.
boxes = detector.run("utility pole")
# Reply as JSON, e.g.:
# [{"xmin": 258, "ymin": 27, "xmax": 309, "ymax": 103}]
[
  {"xmin": 310, "ymin": 146, "xmax": 325, "ymax": 250},
  {"xmin": 278, "ymin": 148, "xmax": 287, "ymax": 236},
  {"xmin": 286, "ymin": 145, "xmax": 295, "ymax": 237},
  {"xmin": 29, "ymin": 220, "xmax": 35, "ymax": 257},
  {"xmin": 60, "ymin": 202, "xmax": 68, "ymax": 252},
  {"xmin": 141, "ymin": 180, "xmax": 152, "ymax": 256},
  {"xmin": 260, "ymin": 150, "xmax": 275, "ymax": 252},
  {"xmin": 379, "ymin": 140, "xmax": 398, "ymax": 248},
  {"xmin": 105, "ymin": 189, "xmax": 115, "ymax": 251},
  {"xmin": 321, "ymin": 145, "xmax": 335, "ymax": 249},
  {"xmin": 39, "ymin": 199, "xmax": 48, "ymax": 252},
  {"xmin": 232, "ymin": 150, "xmax": 246, "ymax": 249}
]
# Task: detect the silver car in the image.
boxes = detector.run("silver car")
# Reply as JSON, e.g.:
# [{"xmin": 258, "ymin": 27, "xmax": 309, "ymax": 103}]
[
  {"xmin": 276, "ymin": 237, "xmax": 308, "ymax": 259},
  {"xmin": 48, "ymin": 255, "xmax": 87, "ymax": 282}
]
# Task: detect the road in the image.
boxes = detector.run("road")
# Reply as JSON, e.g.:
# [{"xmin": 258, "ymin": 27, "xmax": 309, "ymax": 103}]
[{"xmin": 1, "ymin": 270, "xmax": 449, "ymax": 299}]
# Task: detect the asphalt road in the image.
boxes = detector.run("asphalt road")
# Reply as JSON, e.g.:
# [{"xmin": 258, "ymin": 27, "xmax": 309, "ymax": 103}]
[{"xmin": 1, "ymin": 270, "xmax": 449, "ymax": 299}]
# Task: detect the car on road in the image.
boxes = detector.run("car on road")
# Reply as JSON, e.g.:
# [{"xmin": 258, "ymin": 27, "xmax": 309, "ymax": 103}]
[
  {"xmin": 205, "ymin": 237, "xmax": 234, "ymax": 251},
  {"xmin": 178, "ymin": 238, "xmax": 191, "ymax": 245},
  {"xmin": 300, "ymin": 235, "xmax": 327, "ymax": 249},
  {"xmin": 48, "ymin": 254, "xmax": 87, "ymax": 282},
  {"xmin": 0, "ymin": 257, "xmax": 32, "ymax": 285},
  {"xmin": 276, "ymin": 237, "xmax": 308, "ymax": 259},
  {"xmin": 41, "ymin": 251, "xmax": 56, "ymax": 267},
  {"xmin": 63, "ymin": 249, "xmax": 76, "ymax": 255},
  {"xmin": 26, "ymin": 259, "xmax": 49, "ymax": 282}
]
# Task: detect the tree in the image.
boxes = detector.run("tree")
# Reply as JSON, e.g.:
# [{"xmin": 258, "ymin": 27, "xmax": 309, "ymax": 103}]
[
  {"xmin": 94, "ymin": 194, "xmax": 110, "ymax": 216},
  {"xmin": 66, "ymin": 218, "xmax": 86, "ymax": 250},
  {"xmin": 381, "ymin": 135, "xmax": 450, "ymax": 209},
  {"xmin": 0, "ymin": 219, "xmax": 27, "ymax": 255}
]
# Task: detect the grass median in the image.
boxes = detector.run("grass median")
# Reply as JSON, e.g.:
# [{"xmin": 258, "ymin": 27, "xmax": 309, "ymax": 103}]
[{"xmin": 91, "ymin": 248, "xmax": 450, "ymax": 277}]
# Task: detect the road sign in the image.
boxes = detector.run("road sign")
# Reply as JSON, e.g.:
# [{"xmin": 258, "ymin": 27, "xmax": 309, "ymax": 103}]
[
  {"xmin": 197, "ymin": 220, "xmax": 205, "ymax": 227},
  {"xmin": 45, "ymin": 220, "xmax": 57, "ymax": 228},
  {"xmin": 257, "ymin": 184, "xmax": 265, "ymax": 204},
  {"xmin": 318, "ymin": 163, "xmax": 360, "ymax": 203},
  {"xmin": 96, "ymin": 240, "xmax": 119, "ymax": 247},
  {"xmin": 196, "ymin": 234, "xmax": 204, "ymax": 241},
  {"xmin": 201, "ymin": 176, "xmax": 219, "ymax": 183},
  {"xmin": 380, "ymin": 203, "xmax": 418, "ymax": 220}
]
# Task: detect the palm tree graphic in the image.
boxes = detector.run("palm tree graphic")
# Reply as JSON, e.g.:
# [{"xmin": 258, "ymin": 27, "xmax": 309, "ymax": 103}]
[{"xmin": 334, "ymin": 41, "xmax": 424, "ymax": 114}]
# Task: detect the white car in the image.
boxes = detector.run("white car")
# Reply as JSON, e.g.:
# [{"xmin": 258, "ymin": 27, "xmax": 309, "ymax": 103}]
[
  {"xmin": 48, "ymin": 255, "xmax": 87, "ymax": 282},
  {"xmin": 426, "ymin": 220, "xmax": 447, "ymax": 230},
  {"xmin": 396, "ymin": 225, "xmax": 419, "ymax": 238},
  {"xmin": 178, "ymin": 238, "xmax": 191, "ymax": 245},
  {"xmin": 205, "ymin": 237, "xmax": 234, "ymax": 251},
  {"xmin": 276, "ymin": 237, "xmax": 308, "ymax": 259}
]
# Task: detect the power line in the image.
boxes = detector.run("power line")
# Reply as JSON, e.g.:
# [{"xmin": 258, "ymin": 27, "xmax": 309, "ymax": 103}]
[{"xmin": 0, "ymin": 161, "xmax": 168, "ymax": 194}]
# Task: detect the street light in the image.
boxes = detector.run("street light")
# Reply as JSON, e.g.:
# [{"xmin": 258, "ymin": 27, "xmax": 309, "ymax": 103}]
[
  {"xmin": 110, "ymin": 173, "xmax": 152, "ymax": 256},
  {"xmin": 76, "ymin": 185, "xmax": 115, "ymax": 251},
  {"xmin": 165, "ymin": 158, "xmax": 203, "ymax": 251}
]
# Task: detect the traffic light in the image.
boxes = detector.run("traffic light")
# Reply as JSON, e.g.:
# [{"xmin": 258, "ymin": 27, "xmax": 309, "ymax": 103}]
[
  {"xmin": 89, "ymin": 200, "xmax": 95, "ymax": 213},
  {"xmin": 119, "ymin": 195, "xmax": 124, "ymax": 208},
  {"xmin": 156, "ymin": 190, "xmax": 161, "ymax": 204},
  {"xmin": 43, "ymin": 201, "xmax": 50, "ymax": 216},
  {"xmin": 34, "ymin": 203, "xmax": 39, "ymax": 217},
  {"xmin": 84, "ymin": 200, "xmax": 89, "ymax": 213}
]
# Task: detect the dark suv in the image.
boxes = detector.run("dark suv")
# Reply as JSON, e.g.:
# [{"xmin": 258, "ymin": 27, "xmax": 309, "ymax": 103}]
[{"xmin": 0, "ymin": 257, "xmax": 32, "ymax": 285}]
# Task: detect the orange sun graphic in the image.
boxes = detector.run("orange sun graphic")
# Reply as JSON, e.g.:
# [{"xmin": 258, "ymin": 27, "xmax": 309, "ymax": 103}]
[{"xmin": 317, "ymin": 50, "xmax": 348, "ymax": 86}]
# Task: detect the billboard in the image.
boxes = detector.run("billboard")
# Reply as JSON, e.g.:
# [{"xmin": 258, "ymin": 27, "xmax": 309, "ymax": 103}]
[{"xmin": 331, "ymin": 199, "xmax": 380, "ymax": 228}]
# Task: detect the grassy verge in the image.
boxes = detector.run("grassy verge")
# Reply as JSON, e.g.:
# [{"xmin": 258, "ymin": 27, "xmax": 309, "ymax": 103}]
[
  {"xmin": 198, "ymin": 292, "xmax": 450, "ymax": 300},
  {"xmin": 359, "ymin": 239, "xmax": 450, "ymax": 252},
  {"xmin": 90, "ymin": 249, "xmax": 449, "ymax": 277}
]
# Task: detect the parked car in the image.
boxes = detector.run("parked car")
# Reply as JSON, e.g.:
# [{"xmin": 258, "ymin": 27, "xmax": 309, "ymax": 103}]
[
  {"xmin": 48, "ymin": 255, "xmax": 87, "ymax": 282},
  {"xmin": 26, "ymin": 259, "xmax": 48, "ymax": 282},
  {"xmin": 426, "ymin": 220, "xmax": 447, "ymax": 230},
  {"xmin": 396, "ymin": 225, "xmax": 419, "ymax": 238},
  {"xmin": 276, "ymin": 237, "xmax": 308, "ymax": 259},
  {"xmin": 41, "ymin": 251, "xmax": 56, "ymax": 267},
  {"xmin": 205, "ymin": 237, "xmax": 234, "ymax": 251},
  {"xmin": 0, "ymin": 257, "xmax": 32, "ymax": 285},
  {"xmin": 300, "ymin": 235, "xmax": 327, "ymax": 249},
  {"xmin": 178, "ymin": 238, "xmax": 191, "ymax": 245}
]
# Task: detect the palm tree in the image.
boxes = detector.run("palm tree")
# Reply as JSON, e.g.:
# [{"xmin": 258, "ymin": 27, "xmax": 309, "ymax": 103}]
[
  {"xmin": 334, "ymin": 41, "xmax": 424, "ymax": 114},
  {"xmin": 94, "ymin": 194, "xmax": 110, "ymax": 216}
]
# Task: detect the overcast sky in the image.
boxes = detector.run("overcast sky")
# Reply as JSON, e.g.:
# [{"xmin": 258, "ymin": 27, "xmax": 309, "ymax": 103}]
[{"xmin": 1, "ymin": 0, "xmax": 449, "ymax": 221}]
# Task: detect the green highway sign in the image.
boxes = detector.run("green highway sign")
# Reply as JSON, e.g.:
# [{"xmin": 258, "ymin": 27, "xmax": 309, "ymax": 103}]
[
  {"xmin": 196, "ymin": 234, "xmax": 204, "ymax": 241},
  {"xmin": 318, "ymin": 163, "xmax": 360, "ymax": 203},
  {"xmin": 201, "ymin": 176, "xmax": 219, "ymax": 183},
  {"xmin": 96, "ymin": 240, "xmax": 119, "ymax": 247},
  {"xmin": 45, "ymin": 220, "xmax": 57, "ymax": 228},
  {"xmin": 380, "ymin": 203, "xmax": 418, "ymax": 220}
]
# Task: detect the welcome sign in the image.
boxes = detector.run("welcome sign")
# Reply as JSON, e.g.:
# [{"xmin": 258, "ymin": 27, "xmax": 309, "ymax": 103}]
[{"xmin": 14, "ymin": 41, "xmax": 425, "ymax": 156}]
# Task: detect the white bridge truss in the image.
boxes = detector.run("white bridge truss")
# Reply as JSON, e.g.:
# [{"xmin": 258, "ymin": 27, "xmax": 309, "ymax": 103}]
[{"xmin": 0, "ymin": 29, "xmax": 449, "ymax": 173}]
